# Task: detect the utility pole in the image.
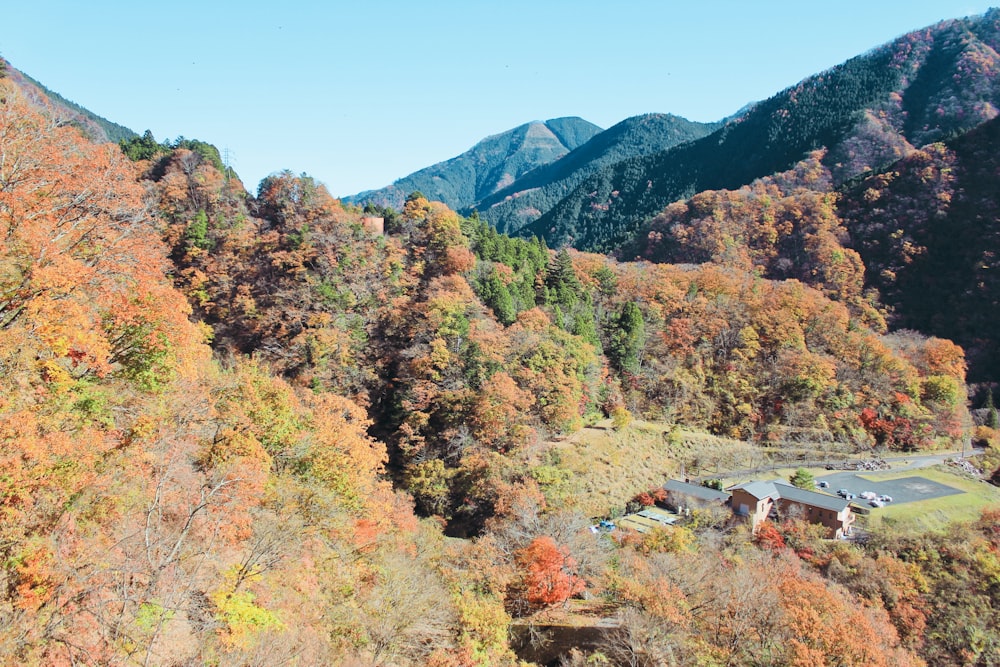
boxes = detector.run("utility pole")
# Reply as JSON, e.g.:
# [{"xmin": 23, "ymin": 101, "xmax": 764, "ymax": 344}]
[{"xmin": 222, "ymin": 147, "xmax": 234, "ymax": 182}]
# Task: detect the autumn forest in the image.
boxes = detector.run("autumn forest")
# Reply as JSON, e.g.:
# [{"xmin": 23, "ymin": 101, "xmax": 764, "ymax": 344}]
[{"xmin": 2, "ymin": 9, "xmax": 1000, "ymax": 667}]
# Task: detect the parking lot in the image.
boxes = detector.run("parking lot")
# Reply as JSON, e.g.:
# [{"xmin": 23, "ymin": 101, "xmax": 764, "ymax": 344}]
[{"xmin": 815, "ymin": 473, "xmax": 965, "ymax": 505}]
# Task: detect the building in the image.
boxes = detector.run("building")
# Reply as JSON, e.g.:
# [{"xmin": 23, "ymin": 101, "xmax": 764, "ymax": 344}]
[
  {"xmin": 361, "ymin": 216, "xmax": 384, "ymax": 235},
  {"xmin": 729, "ymin": 480, "xmax": 855, "ymax": 539},
  {"xmin": 728, "ymin": 481, "xmax": 780, "ymax": 531},
  {"xmin": 662, "ymin": 479, "xmax": 731, "ymax": 514}
]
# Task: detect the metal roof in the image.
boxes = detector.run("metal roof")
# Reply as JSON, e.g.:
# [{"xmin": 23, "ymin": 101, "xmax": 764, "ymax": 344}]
[
  {"xmin": 663, "ymin": 479, "xmax": 731, "ymax": 502},
  {"xmin": 728, "ymin": 480, "xmax": 780, "ymax": 500},
  {"xmin": 771, "ymin": 481, "xmax": 851, "ymax": 512},
  {"xmin": 637, "ymin": 507, "xmax": 680, "ymax": 524}
]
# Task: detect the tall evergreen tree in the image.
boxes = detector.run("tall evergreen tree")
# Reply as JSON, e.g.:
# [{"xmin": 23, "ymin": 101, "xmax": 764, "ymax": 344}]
[
  {"xmin": 986, "ymin": 388, "xmax": 999, "ymax": 429},
  {"xmin": 481, "ymin": 268, "xmax": 516, "ymax": 326},
  {"xmin": 606, "ymin": 301, "xmax": 645, "ymax": 373},
  {"xmin": 571, "ymin": 292, "xmax": 600, "ymax": 348},
  {"xmin": 545, "ymin": 248, "xmax": 581, "ymax": 309}
]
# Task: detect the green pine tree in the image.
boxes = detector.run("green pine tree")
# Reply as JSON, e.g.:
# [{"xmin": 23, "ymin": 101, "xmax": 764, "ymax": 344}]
[
  {"xmin": 606, "ymin": 301, "xmax": 645, "ymax": 373},
  {"xmin": 482, "ymin": 269, "xmax": 516, "ymax": 326},
  {"xmin": 789, "ymin": 468, "xmax": 815, "ymax": 490},
  {"xmin": 985, "ymin": 388, "xmax": 999, "ymax": 429}
]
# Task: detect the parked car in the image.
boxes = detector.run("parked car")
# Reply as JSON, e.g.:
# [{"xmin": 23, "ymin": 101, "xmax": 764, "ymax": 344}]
[
  {"xmin": 844, "ymin": 493, "xmax": 856, "ymax": 500},
  {"xmin": 837, "ymin": 488, "xmax": 851, "ymax": 497},
  {"xmin": 869, "ymin": 499, "xmax": 885, "ymax": 508},
  {"xmin": 859, "ymin": 491, "xmax": 877, "ymax": 500},
  {"xmin": 878, "ymin": 494, "xmax": 893, "ymax": 503},
  {"xmin": 817, "ymin": 481, "xmax": 830, "ymax": 488}
]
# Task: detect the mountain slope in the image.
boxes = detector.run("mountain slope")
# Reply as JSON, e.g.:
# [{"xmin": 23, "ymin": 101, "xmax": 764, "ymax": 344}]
[
  {"xmin": 472, "ymin": 113, "xmax": 720, "ymax": 234},
  {"xmin": 840, "ymin": 114, "xmax": 1000, "ymax": 381},
  {"xmin": 522, "ymin": 9, "xmax": 1000, "ymax": 252},
  {"xmin": 477, "ymin": 114, "xmax": 718, "ymax": 233},
  {"xmin": 0, "ymin": 58, "xmax": 137, "ymax": 144},
  {"xmin": 343, "ymin": 117, "xmax": 602, "ymax": 211}
]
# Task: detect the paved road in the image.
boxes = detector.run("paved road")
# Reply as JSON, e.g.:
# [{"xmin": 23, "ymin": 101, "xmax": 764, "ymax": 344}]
[{"xmin": 872, "ymin": 449, "xmax": 981, "ymax": 472}]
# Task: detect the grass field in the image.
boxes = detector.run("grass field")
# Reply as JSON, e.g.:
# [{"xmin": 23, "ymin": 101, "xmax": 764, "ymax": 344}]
[
  {"xmin": 535, "ymin": 420, "xmax": 758, "ymax": 516},
  {"xmin": 534, "ymin": 420, "xmax": 681, "ymax": 517},
  {"xmin": 859, "ymin": 466, "xmax": 1000, "ymax": 531}
]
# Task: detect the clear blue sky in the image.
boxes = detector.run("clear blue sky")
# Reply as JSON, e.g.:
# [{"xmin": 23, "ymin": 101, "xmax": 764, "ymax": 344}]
[{"xmin": 3, "ymin": 1, "xmax": 994, "ymax": 197}]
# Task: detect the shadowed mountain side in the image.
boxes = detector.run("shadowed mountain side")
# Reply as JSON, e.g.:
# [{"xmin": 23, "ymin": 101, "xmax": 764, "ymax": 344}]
[
  {"xmin": 840, "ymin": 114, "xmax": 1000, "ymax": 381},
  {"xmin": 472, "ymin": 113, "xmax": 720, "ymax": 234}
]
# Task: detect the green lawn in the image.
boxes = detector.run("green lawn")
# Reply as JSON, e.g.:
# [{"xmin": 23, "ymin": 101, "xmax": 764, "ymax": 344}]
[{"xmin": 859, "ymin": 466, "xmax": 1000, "ymax": 532}]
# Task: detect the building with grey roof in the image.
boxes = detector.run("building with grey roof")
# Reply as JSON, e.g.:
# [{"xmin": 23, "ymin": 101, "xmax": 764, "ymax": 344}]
[
  {"xmin": 729, "ymin": 479, "xmax": 855, "ymax": 539},
  {"xmin": 663, "ymin": 479, "xmax": 731, "ymax": 504}
]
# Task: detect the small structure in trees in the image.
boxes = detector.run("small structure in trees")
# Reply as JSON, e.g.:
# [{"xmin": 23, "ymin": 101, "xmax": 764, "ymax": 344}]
[
  {"xmin": 361, "ymin": 216, "xmax": 385, "ymax": 235},
  {"xmin": 662, "ymin": 479, "xmax": 731, "ymax": 514}
]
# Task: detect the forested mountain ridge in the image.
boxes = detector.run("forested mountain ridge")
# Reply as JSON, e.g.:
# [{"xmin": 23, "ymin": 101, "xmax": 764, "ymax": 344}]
[
  {"xmin": 342, "ymin": 117, "xmax": 602, "ymax": 212},
  {"xmin": 612, "ymin": 9, "xmax": 1000, "ymax": 382},
  {"xmin": 471, "ymin": 113, "xmax": 720, "ymax": 234},
  {"xmin": 522, "ymin": 8, "xmax": 1000, "ymax": 252}
]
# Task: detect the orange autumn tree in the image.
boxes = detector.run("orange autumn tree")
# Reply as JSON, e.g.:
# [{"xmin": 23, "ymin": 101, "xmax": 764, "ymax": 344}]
[
  {"xmin": 0, "ymin": 80, "xmax": 198, "ymax": 386},
  {"xmin": 511, "ymin": 536, "xmax": 585, "ymax": 614},
  {"xmin": 778, "ymin": 571, "xmax": 918, "ymax": 667},
  {"xmin": 0, "ymin": 78, "xmax": 206, "ymax": 545},
  {"xmin": 0, "ymin": 79, "xmax": 230, "ymax": 664}
]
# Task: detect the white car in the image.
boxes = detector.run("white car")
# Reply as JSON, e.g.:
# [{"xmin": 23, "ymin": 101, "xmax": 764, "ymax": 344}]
[
  {"xmin": 869, "ymin": 499, "xmax": 885, "ymax": 508},
  {"xmin": 859, "ymin": 491, "xmax": 877, "ymax": 500},
  {"xmin": 878, "ymin": 494, "xmax": 893, "ymax": 503}
]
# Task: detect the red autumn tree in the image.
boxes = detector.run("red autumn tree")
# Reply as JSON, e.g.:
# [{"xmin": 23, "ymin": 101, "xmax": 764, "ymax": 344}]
[
  {"xmin": 515, "ymin": 536, "xmax": 585, "ymax": 610},
  {"xmin": 755, "ymin": 520, "xmax": 787, "ymax": 552}
]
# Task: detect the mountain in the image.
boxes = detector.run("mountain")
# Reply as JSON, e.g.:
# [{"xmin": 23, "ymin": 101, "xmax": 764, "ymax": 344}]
[
  {"xmin": 839, "ymin": 114, "xmax": 1000, "ymax": 381},
  {"xmin": 343, "ymin": 117, "xmax": 602, "ymax": 211},
  {"xmin": 521, "ymin": 8, "xmax": 1000, "ymax": 252},
  {"xmin": 2, "ymin": 47, "xmax": 998, "ymax": 667},
  {"xmin": 472, "ymin": 113, "xmax": 720, "ymax": 234},
  {"xmin": 0, "ymin": 57, "xmax": 137, "ymax": 144}
]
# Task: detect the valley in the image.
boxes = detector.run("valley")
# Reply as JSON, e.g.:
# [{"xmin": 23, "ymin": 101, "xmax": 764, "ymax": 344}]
[{"xmin": 0, "ymin": 7, "xmax": 999, "ymax": 666}]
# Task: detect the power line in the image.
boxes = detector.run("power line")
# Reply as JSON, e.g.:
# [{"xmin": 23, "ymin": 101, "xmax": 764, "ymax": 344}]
[{"xmin": 222, "ymin": 146, "xmax": 235, "ymax": 180}]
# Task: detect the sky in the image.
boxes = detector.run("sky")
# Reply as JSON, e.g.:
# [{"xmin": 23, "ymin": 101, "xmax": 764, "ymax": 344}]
[{"xmin": 2, "ymin": 1, "xmax": 995, "ymax": 198}]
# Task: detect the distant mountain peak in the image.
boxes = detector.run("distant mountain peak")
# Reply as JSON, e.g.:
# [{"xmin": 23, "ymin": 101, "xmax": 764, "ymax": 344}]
[
  {"xmin": 472, "ymin": 112, "xmax": 721, "ymax": 234},
  {"xmin": 343, "ymin": 117, "xmax": 603, "ymax": 211}
]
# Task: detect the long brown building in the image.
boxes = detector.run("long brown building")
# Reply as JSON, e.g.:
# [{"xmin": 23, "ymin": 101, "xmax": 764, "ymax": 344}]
[{"xmin": 728, "ymin": 480, "xmax": 855, "ymax": 539}]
